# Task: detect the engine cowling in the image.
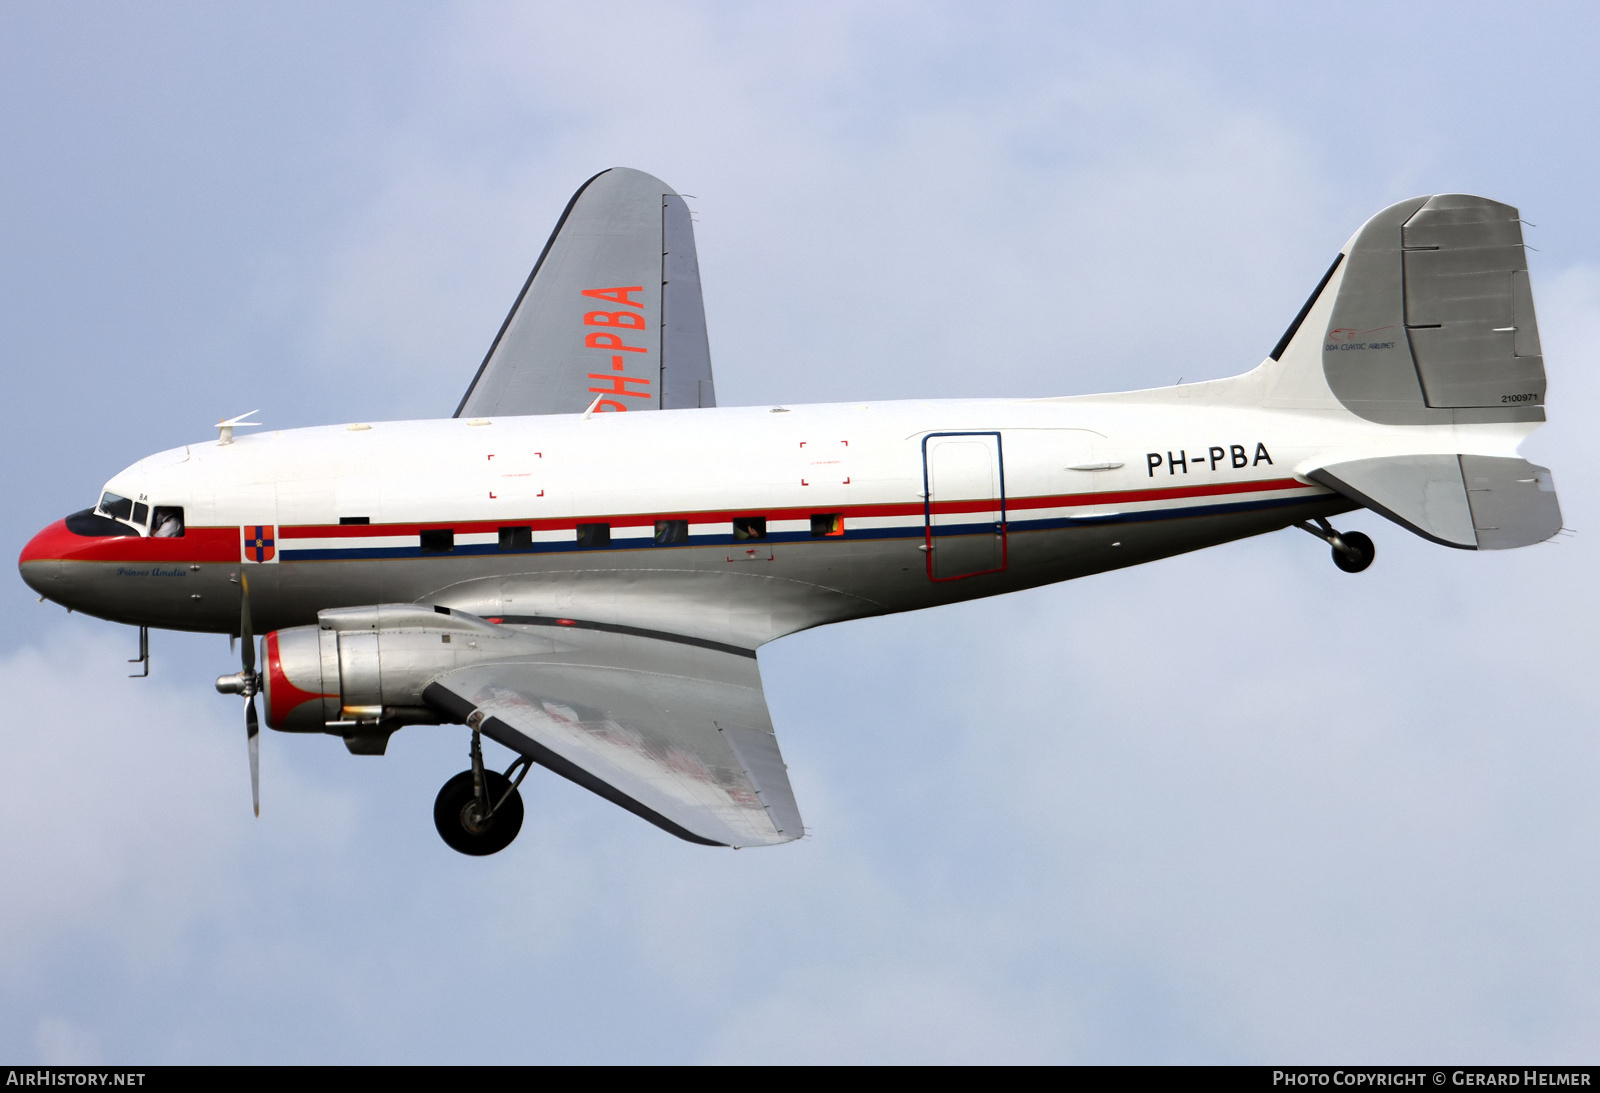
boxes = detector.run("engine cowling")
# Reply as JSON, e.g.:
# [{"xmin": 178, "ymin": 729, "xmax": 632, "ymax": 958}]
[{"xmin": 261, "ymin": 604, "xmax": 550, "ymax": 733}]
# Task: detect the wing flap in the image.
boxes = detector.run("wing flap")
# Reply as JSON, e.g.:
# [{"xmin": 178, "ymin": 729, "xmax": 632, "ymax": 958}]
[{"xmin": 422, "ymin": 627, "xmax": 801, "ymax": 847}]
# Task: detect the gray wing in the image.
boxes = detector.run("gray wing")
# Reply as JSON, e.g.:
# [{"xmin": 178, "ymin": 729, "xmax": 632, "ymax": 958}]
[
  {"xmin": 421, "ymin": 625, "xmax": 801, "ymax": 847},
  {"xmin": 454, "ymin": 167, "xmax": 717, "ymax": 418}
]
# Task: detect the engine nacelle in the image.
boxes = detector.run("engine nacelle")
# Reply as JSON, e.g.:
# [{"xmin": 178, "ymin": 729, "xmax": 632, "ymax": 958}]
[{"xmin": 262, "ymin": 604, "xmax": 552, "ymax": 733}]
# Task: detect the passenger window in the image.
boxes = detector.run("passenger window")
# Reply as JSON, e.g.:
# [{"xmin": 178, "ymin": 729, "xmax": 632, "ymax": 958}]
[
  {"xmin": 339, "ymin": 516, "xmax": 370, "ymax": 525},
  {"xmin": 810, "ymin": 513, "xmax": 844, "ymax": 537},
  {"xmin": 151, "ymin": 506, "xmax": 185, "ymax": 538},
  {"xmin": 420, "ymin": 528, "xmax": 455, "ymax": 553},
  {"xmin": 576, "ymin": 523, "xmax": 610, "ymax": 547},
  {"xmin": 98, "ymin": 492, "xmax": 133, "ymax": 521},
  {"xmin": 499, "ymin": 526, "xmax": 532, "ymax": 551},
  {"xmin": 733, "ymin": 517, "xmax": 767, "ymax": 541},
  {"xmin": 654, "ymin": 519, "xmax": 688, "ymax": 544}
]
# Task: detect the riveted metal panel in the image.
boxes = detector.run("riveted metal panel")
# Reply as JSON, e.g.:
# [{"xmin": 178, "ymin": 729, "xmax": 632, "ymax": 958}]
[
  {"xmin": 1309, "ymin": 455, "xmax": 1476, "ymax": 548},
  {"xmin": 1513, "ymin": 269, "xmax": 1543, "ymax": 358},
  {"xmin": 1322, "ymin": 196, "xmax": 1431, "ymax": 422},
  {"xmin": 427, "ymin": 624, "xmax": 799, "ymax": 847},
  {"xmin": 318, "ymin": 625, "xmax": 341, "ymax": 722},
  {"xmin": 1323, "ymin": 193, "xmax": 1548, "ymax": 423},
  {"xmin": 1401, "ymin": 197, "xmax": 1545, "ymax": 409},
  {"xmin": 338, "ymin": 630, "xmax": 382, "ymax": 708},
  {"xmin": 660, "ymin": 193, "xmax": 717, "ymax": 409},
  {"xmin": 456, "ymin": 168, "xmax": 671, "ymax": 418},
  {"xmin": 1460, "ymin": 455, "xmax": 1563, "ymax": 550}
]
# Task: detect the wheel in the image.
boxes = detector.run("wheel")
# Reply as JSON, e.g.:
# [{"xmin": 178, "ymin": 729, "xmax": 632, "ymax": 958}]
[
  {"xmin": 1332, "ymin": 530, "xmax": 1375, "ymax": 573},
  {"xmin": 433, "ymin": 769, "xmax": 524, "ymax": 855}
]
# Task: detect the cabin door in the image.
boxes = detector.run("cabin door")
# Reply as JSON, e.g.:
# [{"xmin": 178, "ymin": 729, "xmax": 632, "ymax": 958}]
[{"xmin": 922, "ymin": 432, "xmax": 1006, "ymax": 581}]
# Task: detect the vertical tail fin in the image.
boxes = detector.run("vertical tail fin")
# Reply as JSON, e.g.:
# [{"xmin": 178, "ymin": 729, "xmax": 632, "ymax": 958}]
[
  {"xmin": 1266, "ymin": 194, "xmax": 1546, "ymax": 426},
  {"xmin": 1263, "ymin": 195, "xmax": 1561, "ymax": 550},
  {"xmin": 455, "ymin": 168, "xmax": 717, "ymax": 418}
]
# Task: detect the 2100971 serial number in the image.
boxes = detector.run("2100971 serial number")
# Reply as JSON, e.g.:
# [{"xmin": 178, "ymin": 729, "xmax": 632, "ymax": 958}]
[{"xmin": 1502, "ymin": 393, "xmax": 1539, "ymax": 403}]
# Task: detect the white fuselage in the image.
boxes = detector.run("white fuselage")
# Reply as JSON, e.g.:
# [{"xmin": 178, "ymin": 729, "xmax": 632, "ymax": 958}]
[{"xmin": 28, "ymin": 358, "xmax": 1534, "ymax": 648}]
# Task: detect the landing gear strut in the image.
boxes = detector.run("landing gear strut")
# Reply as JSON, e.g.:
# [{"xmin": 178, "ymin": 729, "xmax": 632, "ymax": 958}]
[
  {"xmin": 434, "ymin": 727, "xmax": 530, "ymax": 856},
  {"xmin": 1295, "ymin": 517, "xmax": 1375, "ymax": 573}
]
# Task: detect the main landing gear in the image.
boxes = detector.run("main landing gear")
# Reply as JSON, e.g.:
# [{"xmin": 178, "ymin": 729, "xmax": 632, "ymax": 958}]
[
  {"xmin": 434, "ymin": 725, "xmax": 532, "ymax": 856},
  {"xmin": 1295, "ymin": 517, "xmax": 1376, "ymax": 573}
]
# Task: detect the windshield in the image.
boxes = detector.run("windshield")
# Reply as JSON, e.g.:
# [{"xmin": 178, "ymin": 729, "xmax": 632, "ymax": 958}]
[
  {"xmin": 95, "ymin": 491, "xmax": 164, "ymax": 535},
  {"xmin": 97, "ymin": 492, "xmax": 133, "ymax": 521}
]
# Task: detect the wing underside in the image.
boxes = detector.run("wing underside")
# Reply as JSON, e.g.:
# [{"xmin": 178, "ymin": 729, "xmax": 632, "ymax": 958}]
[{"xmin": 422, "ymin": 625, "xmax": 801, "ymax": 847}]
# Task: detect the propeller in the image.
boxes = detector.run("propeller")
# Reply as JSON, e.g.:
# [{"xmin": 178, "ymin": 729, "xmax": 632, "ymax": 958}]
[{"xmin": 214, "ymin": 573, "xmax": 261, "ymax": 816}]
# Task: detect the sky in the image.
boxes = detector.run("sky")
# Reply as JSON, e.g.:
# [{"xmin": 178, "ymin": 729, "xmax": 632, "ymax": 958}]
[{"xmin": 2, "ymin": 0, "xmax": 1599, "ymax": 1064}]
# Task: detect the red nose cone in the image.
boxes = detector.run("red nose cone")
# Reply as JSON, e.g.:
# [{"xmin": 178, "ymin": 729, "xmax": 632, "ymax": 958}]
[
  {"xmin": 19, "ymin": 518, "xmax": 75, "ymax": 567},
  {"xmin": 17, "ymin": 519, "xmax": 74, "ymax": 598},
  {"xmin": 18, "ymin": 517, "xmax": 237, "ymax": 567}
]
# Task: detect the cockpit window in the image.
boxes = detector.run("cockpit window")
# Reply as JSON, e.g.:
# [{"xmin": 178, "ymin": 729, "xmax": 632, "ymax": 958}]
[
  {"xmin": 151, "ymin": 506, "xmax": 185, "ymax": 538},
  {"xmin": 98, "ymin": 492, "xmax": 133, "ymax": 521},
  {"xmin": 92, "ymin": 491, "xmax": 175, "ymax": 536}
]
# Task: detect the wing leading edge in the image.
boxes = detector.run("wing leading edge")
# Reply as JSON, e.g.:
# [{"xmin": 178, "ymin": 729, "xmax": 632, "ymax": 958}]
[
  {"xmin": 422, "ymin": 624, "xmax": 801, "ymax": 847},
  {"xmin": 454, "ymin": 167, "xmax": 717, "ymax": 418}
]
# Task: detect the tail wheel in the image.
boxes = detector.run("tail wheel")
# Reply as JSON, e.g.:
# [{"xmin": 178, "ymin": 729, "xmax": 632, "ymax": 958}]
[
  {"xmin": 1333, "ymin": 530, "xmax": 1376, "ymax": 573},
  {"xmin": 434, "ymin": 769, "xmax": 524, "ymax": 855}
]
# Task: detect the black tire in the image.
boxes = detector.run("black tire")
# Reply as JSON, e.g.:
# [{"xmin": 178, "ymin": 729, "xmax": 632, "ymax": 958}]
[
  {"xmin": 433, "ymin": 769, "xmax": 524, "ymax": 856},
  {"xmin": 1332, "ymin": 530, "xmax": 1375, "ymax": 573}
]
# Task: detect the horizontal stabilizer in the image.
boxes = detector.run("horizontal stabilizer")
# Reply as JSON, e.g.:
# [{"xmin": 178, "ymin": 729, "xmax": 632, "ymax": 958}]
[{"xmin": 1308, "ymin": 455, "xmax": 1560, "ymax": 550}]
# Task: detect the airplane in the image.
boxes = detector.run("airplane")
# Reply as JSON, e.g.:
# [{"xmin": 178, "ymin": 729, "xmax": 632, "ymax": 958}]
[{"xmin": 17, "ymin": 169, "xmax": 1562, "ymax": 855}]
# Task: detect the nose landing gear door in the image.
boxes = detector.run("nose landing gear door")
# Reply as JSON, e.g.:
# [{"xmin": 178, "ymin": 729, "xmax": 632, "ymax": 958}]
[{"xmin": 922, "ymin": 432, "xmax": 1006, "ymax": 581}]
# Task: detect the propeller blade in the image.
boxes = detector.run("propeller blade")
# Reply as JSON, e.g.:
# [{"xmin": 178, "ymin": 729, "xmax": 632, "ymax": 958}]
[
  {"xmin": 247, "ymin": 695, "xmax": 260, "ymax": 817},
  {"xmin": 239, "ymin": 573, "xmax": 255, "ymax": 675}
]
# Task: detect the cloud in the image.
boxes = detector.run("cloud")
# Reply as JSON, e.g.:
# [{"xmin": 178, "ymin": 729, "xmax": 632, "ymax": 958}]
[
  {"xmin": 703, "ymin": 967, "xmax": 1075, "ymax": 1064},
  {"xmin": 0, "ymin": 628, "xmax": 250, "ymax": 978},
  {"xmin": 2, "ymin": 282, "xmax": 1596, "ymax": 1063},
  {"xmin": 34, "ymin": 1016, "xmax": 100, "ymax": 1066},
  {"xmin": 304, "ymin": 3, "xmax": 1340, "ymax": 419}
]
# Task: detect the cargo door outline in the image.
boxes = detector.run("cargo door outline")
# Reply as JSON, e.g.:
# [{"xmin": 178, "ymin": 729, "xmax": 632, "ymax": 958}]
[{"xmin": 922, "ymin": 431, "xmax": 1006, "ymax": 581}]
